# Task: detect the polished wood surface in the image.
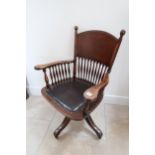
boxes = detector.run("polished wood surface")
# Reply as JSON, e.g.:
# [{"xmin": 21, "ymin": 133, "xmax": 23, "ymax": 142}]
[
  {"xmin": 34, "ymin": 60, "xmax": 73, "ymax": 70},
  {"xmin": 34, "ymin": 26, "xmax": 125, "ymax": 139},
  {"xmin": 54, "ymin": 117, "xmax": 71, "ymax": 139},
  {"xmin": 83, "ymin": 73, "xmax": 109, "ymax": 102},
  {"xmin": 85, "ymin": 115, "xmax": 103, "ymax": 139}
]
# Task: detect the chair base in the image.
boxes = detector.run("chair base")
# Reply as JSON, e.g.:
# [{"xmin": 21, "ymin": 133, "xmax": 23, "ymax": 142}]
[
  {"xmin": 53, "ymin": 115, "xmax": 103, "ymax": 139},
  {"xmin": 85, "ymin": 115, "xmax": 103, "ymax": 139},
  {"xmin": 54, "ymin": 117, "xmax": 71, "ymax": 139}
]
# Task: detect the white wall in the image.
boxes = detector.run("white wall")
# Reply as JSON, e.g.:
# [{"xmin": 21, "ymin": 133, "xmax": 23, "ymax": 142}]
[{"xmin": 26, "ymin": 0, "xmax": 129, "ymax": 104}]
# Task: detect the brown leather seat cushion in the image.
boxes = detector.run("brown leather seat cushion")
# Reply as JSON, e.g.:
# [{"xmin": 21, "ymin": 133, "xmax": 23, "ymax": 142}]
[{"xmin": 46, "ymin": 79, "xmax": 93, "ymax": 112}]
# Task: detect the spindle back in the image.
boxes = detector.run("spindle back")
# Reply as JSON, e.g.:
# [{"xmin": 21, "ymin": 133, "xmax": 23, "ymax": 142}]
[
  {"xmin": 42, "ymin": 27, "xmax": 125, "ymax": 87},
  {"xmin": 74, "ymin": 27, "xmax": 125, "ymax": 79}
]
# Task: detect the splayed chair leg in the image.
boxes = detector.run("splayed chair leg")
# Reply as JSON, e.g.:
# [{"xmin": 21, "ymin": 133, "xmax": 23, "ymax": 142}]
[
  {"xmin": 85, "ymin": 115, "xmax": 103, "ymax": 139},
  {"xmin": 54, "ymin": 117, "xmax": 71, "ymax": 139}
]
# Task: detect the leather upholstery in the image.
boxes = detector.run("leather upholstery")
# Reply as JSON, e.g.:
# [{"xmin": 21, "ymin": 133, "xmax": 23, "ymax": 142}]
[{"xmin": 46, "ymin": 79, "xmax": 93, "ymax": 112}]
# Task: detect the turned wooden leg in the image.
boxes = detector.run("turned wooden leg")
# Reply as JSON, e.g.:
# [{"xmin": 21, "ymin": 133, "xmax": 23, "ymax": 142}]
[
  {"xmin": 54, "ymin": 117, "xmax": 71, "ymax": 139},
  {"xmin": 85, "ymin": 115, "xmax": 103, "ymax": 139}
]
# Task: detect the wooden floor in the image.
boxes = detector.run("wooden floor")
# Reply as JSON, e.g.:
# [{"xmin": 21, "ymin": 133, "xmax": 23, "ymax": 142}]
[{"xmin": 27, "ymin": 96, "xmax": 129, "ymax": 155}]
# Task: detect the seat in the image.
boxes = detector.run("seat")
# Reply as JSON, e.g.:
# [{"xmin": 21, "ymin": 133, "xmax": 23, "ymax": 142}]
[
  {"xmin": 35, "ymin": 26, "xmax": 125, "ymax": 139},
  {"xmin": 46, "ymin": 79, "xmax": 93, "ymax": 112}
]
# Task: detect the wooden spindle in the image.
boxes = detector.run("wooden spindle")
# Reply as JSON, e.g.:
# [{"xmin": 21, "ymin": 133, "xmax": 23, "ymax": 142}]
[
  {"xmin": 86, "ymin": 59, "xmax": 89, "ymax": 81},
  {"xmin": 60, "ymin": 64, "xmax": 64, "ymax": 80},
  {"xmin": 85, "ymin": 59, "xmax": 88, "ymax": 80},
  {"xmin": 95, "ymin": 63, "xmax": 102, "ymax": 84},
  {"xmin": 85, "ymin": 59, "xmax": 88, "ymax": 81},
  {"xmin": 49, "ymin": 67, "xmax": 53, "ymax": 84},
  {"xmin": 95, "ymin": 63, "xmax": 100, "ymax": 84},
  {"xmin": 92, "ymin": 61, "xmax": 97, "ymax": 83},
  {"xmin": 76, "ymin": 57, "xmax": 79, "ymax": 78},
  {"xmin": 64, "ymin": 63, "xmax": 68, "ymax": 79},
  {"xmin": 53, "ymin": 66, "xmax": 57, "ymax": 83},
  {"xmin": 67, "ymin": 63, "xmax": 71, "ymax": 79},
  {"xmin": 84, "ymin": 58, "xmax": 87, "ymax": 80},
  {"xmin": 101, "ymin": 66, "xmax": 108, "ymax": 80},
  {"xmin": 83, "ymin": 59, "xmax": 86, "ymax": 80},
  {"xmin": 91, "ymin": 60, "xmax": 96, "ymax": 83},
  {"xmin": 82, "ymin": 58, "xmax": 85, "ymax": 80},
  {"xmin": 57, "ymin": 65, "xmax": 62, "ymax": 81},
  {"xmin": 87, "ymin": 59, "xmax": 92, "ymax": 82},
  {"xmin": 59, "ymin": 64, "xmax": 63, "ymax": 81},
  {"xmin": 55, "ymin": 65, "xmax": 60, "ymax": 82},
  {"xmin": 99, "ymin": 64, "xmax": 103, "ymax": 83},
  {"xmin": 43, "ymin": 69, "xmax": 50, "ymax": 88},
  {"xmin": 80, "ymin": 57, "xmax": 83, "ymax": 79},
  {"xmin": 78, "ymin": 57, "xmax": 81, "ymax": 79}
]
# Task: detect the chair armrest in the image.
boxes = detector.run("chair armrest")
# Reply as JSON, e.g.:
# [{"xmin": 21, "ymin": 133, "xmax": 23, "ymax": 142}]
[
  {"xmin": 34, "ymin": 60, "xmax": 74, "ymax": 70},
  {"xmin": 83, "ymin": 73, "xmax": 109, "ymax": 102}
]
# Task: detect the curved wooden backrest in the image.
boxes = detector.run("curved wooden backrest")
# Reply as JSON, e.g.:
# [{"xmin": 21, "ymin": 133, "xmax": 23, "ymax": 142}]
[{"xmin": 74, "ymin": 26, "xmax": 125, "ymax": 74}]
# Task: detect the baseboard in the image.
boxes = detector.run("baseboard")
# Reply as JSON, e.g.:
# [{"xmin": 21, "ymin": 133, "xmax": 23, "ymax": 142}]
[
  {"xmin": 104, "ymin": 95, "xmax": 129, "ymax": 105},
  {"xmin": 28, "ymin": 86, "xmax": 129, "ymax": 105}
]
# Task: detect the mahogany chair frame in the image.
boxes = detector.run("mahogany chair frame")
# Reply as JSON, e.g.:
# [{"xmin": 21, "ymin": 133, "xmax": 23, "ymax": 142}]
[{"xmin": 34, "ymin": 26, "xmax": 125, "ymax": 139}]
